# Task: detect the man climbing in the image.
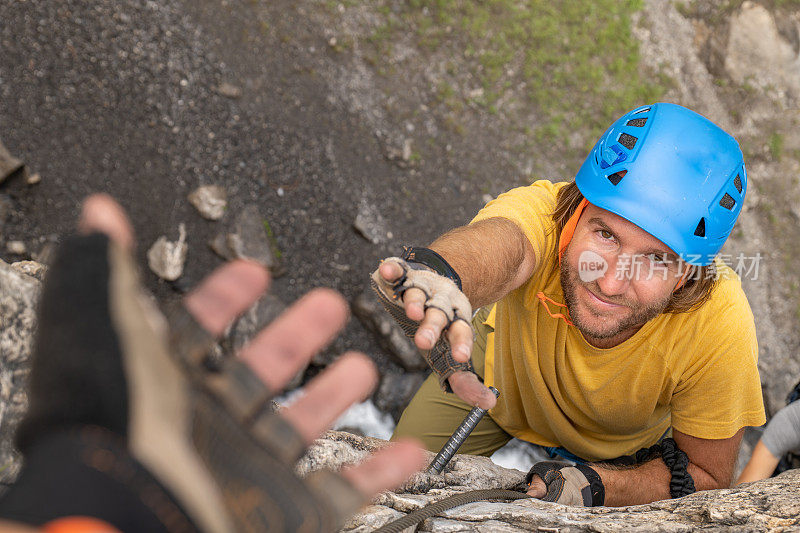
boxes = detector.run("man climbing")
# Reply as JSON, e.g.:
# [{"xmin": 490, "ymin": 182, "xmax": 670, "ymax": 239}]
[{"xmin": 372, "ymin": 103, "xmax": 766, "ymax": 506}]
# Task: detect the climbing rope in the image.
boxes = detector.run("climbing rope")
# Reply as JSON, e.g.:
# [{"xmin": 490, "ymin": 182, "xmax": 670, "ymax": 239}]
[{"xmin": 372, "ymin": 488, "xmax": 531, "ymax": 533}]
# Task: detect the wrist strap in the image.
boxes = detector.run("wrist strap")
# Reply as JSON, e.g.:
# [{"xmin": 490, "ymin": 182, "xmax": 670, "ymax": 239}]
[
  {"xmin": 400, "ymin": 246, "xmax": 462, "ymax": 291},
  {"xmin": 573, "ymin": 463, "xmax": 605, "ymax": 506},
  {"xmin": 660, "ymin": 438, "xmax": 696, "ymax": 498}
]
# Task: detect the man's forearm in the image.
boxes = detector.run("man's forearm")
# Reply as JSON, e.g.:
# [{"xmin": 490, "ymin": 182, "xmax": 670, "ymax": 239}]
[
  {"xmin": 593, "ymin": 458, "xmax": 729, "ymax": 506},
  {"xmin": 429, "ymin": 217, "xmax": 535, "ymax": 308}
]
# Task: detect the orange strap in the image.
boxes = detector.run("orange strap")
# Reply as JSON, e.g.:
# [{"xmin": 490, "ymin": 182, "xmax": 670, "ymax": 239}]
[
  {"xmin": 536, "ymin": 291, "xmax": 574, "ymax": 326},
  {"xmin": 673, "ymin": 264, "xmax": 690, "ymax": 292},
  {"xmin": 558, "ymin": 198, "xmax": 589, "ymax": 265},
  {"xmin": 44, "ymin": 517, "xmax": 121, "ymax": 533}
]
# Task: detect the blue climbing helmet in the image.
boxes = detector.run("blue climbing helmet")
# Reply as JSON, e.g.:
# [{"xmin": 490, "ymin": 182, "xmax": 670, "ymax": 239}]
[{"xmin": 574, "ymin": 103, "xmax": 746, "ymax": 266}]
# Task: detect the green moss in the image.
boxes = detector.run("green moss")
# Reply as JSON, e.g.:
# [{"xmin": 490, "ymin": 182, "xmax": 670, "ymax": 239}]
[
  {"xmin": 365, "ymin": 0, "xmax": 665, "ymax": 145},
  {"xmin": 262, "ymin": 220, "xmax": 283, "ymax": 259},
  {"xmin": 769, "ymin": 132, "xmax": 784, "ymax": 161}
]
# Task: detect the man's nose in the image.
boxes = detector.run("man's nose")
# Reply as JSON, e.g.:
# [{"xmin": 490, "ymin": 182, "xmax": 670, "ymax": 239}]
[{"xmin": 595, "ymin": 254, "xmax": 630, "ymax": 297}]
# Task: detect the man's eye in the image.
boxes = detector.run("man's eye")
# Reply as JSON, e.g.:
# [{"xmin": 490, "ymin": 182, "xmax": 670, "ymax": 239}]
[
  {"xmin": 599, "ymin": 230, "xmax": 613, "ymax": 240},
  {"xmin": 647, "ymin": 253, "xmax": 667, "ymax": 264}
]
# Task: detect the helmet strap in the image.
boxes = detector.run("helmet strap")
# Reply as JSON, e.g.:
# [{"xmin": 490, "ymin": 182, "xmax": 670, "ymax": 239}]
[
  {"xmin": 673, "ymin": 264, "xmax": 691, "ymax": 292},
  {"xmin": 558, "ymin": 198, "xmax": 590, "ymax": 266}
]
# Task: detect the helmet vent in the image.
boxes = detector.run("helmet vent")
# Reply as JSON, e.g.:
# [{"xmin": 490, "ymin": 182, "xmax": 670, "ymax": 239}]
[
  {"xmin": 733, "ymin": 174, "xmax": 742, "ymax": 193},
  {"xmin": 719, "ymin": 193, "xmax": 735, "ymax": 210},
  {"xmin": 632, "ymin": 107, "xmax": 650, "ymax": 115},
  {"xmin": 694, "ymin": 218, "xmax": 706, "ymax": 237},
  {"xmin": 626, "ymin": 118, "xmax": 647, "ymax": 127},
  {"xmin": 618, "ymin": 133, "xmax": 637, "ymax": 149},
  {"xmin": 607, "ymin": 172, "xmax": 625, "ymax": 186}
]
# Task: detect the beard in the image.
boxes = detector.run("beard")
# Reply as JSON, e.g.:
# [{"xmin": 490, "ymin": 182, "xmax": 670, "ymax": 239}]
[{"xmin": 560, "ymin": 252, "xmax": 671, "ymax": 341}]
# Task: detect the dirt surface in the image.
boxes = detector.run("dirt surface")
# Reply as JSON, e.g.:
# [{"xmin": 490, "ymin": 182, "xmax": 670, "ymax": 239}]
[
  {"xmin": 3, "ymin": 0, "xmax": 800, "ymax": 414},
  {"xmin": 0, "ymin": 0, "xmax": 495, "ymax": 376}
]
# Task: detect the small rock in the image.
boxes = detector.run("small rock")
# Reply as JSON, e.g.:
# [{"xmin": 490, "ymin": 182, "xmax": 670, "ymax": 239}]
[
  {"xmin": 353, "ymin": 289, "xmax": 426, "ymax": 371},
  {"xmin": 209, "ymin": 205, "xmax": 283, "ymax": 274},
  {"xmin": 469, "ymin": 88, "xmax": 485, "ymax": 99},
  {"xmin": 10, "ymin": 260, "xmax": 46, "ymax": 281},
  {"xmin": 229, "ymin": 293, "xmax": 287, "ymax": 353},
  {"xmin": 147, "ymin": 223, "xmax": 187, "ymax": 281},
  {"xmin": 25, "ymin": 173, "xmax": 41, "ymax": 185},
  {"xmin": 0, "ymin": 138, "xmax": 25, "ymax": 185},
  {"xmin": 6, "ymin": 241, "xmax": 26, "ymax": 255},
  {"xmin": 188, "ymin": 185, "xmax": 227, "ymax": 220},
  {"xmin": 215, "ymin": 82, "xmax": 242, "ymax": 99},
  {"xmin": 208, "ymin": 233, "xmax": 233, "ymax": 260},
  {"xmin": 353, "ymin": 200, "xmax": 390, "ymax": 245},
  {"xmin": 402, "ymin": 138, "xmax": 412, "ymax": 161}
]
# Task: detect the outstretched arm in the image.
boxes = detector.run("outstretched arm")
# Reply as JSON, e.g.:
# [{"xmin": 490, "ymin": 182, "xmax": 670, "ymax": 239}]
[
  {"xmin": 376, "ymin": 217, "xmax": 535, "ymax": 408},
  {"xmin": 429, "ymin": 217, "xmax": 537, "ymax": 309}
]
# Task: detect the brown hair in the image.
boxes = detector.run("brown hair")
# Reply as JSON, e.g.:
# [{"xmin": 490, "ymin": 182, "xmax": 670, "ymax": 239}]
[{"xmin": 552, "ymin": 181, "xmax": 716, "ymax": 314}]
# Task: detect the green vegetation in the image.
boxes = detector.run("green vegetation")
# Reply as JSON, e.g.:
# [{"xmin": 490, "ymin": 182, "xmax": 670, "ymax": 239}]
[
  {"xmin": 769, "ymin": 132, "xmax": 784, "ymax": 161},
  {"xmin": 262, "ymin": 220, "xmax": 283, "ymax": 259},
  {"xmin": 365, "ymin": 0, "xmax": 666, "ymax": 145}
]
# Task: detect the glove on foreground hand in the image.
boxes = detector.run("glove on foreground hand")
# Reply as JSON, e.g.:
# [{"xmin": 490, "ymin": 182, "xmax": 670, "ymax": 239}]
[
  {"xmin": 370, "ymin": 256, "xmax": 474, "ymax": 390},
  {"xmin": 4, "ymin": 195, "xmax": 424, "ymax": 533},
  {"xmin": 525, "ymin": 462, "xmax": 605, "ymax": 507}
]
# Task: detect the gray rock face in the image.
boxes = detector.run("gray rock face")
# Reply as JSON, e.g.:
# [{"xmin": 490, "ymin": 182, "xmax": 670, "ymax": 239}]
[
  {"xmin": 353, "ymin": 289, "xmax": 426, "ymax": 372},
  {"xmin": 726, "ymin": 2, "xmax": 800, "ymax": 100},
  {"xmin": 302, "ymin": 431, "xmax": 800, "ymax": 533},
  {"xmin": 0, "ymin": 260, "xmax": 40, "ymax": 485},
  {"xmin": 10, "ymin": 261, "xmax": 46, "ymax": 282}
]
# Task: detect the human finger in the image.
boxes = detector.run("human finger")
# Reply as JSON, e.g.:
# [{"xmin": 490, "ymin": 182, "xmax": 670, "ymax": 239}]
[
  {"xmin": 183, "ymin": 260, "xmax": 271, "ymax": 337},
  {"xmin": 78, "ymin": 193, "xmax": 135, "ymax": 252},
  {"xmin": 445, "ymin": 320, "xmax": 473, "ymax": 363},
  {"xmin": 379, "ymin": 260, "xmax": 404, "ymax": 283},
  {"xmin": 238, "ymin": 288, "xmax": 349, "ymax": 391},
  {"xmin": 414, "ymin": 306, "xmax": 449, "ymax": 350},
  {"xmin": 448, "ymin": 371, "xmax": 497, "ymax": 410},
  {"xmin": 280, "ymin": 352, "xmax": 378, "ymax": 444},
  {"xmin": 526, "ymin": 475, "xmax": 546, "ymax": 498},
  {"xmin": 401, "ymin": 287, "xmax": 427, "ymax": 322},
  {"xmin": 340, "ymin": 438, "xmax": 427, "ymax": 498}
]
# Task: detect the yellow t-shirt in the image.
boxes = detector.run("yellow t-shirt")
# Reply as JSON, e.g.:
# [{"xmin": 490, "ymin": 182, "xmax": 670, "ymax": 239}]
[{"xmin": 472, "ymin": 180, "xmax": 766, "ymax": 461}]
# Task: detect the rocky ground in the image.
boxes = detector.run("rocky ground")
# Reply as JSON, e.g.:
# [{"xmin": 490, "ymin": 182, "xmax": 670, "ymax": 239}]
[
  {"xmin": 2, "ymin": 0, "xmax": 800, "ymax": 529},
  {"xmin": 306, "ymin": 431, "xmax": 800, "ymax": 532}
]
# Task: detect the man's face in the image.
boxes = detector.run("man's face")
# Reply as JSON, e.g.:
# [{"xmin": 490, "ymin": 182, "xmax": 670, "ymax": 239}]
[{"xmin": 560, "ymin": 203, "xmax": 684, "ymax": 347}]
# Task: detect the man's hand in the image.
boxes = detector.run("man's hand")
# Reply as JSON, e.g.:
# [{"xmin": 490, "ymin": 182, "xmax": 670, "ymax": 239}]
[
  {"xmin": 10, "ymin": 194, "xmax": 427, "ymax": 532},
  {"xmin": 525, "ymin": 462, "xmax": 605, "ymax": 507},
  {"xmin": 376, "ymin": 259, "xmax": 496, "ymax": 409}
]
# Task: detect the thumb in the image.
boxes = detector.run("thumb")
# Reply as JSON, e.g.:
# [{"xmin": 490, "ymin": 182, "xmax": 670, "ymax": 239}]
[
  {"xmin": 378, "ymin": 260, "xmax": 404, "ymax": 282},
  {"xmin": 448, "ymin": 371, "xmax": 497, "ymax": 410}
]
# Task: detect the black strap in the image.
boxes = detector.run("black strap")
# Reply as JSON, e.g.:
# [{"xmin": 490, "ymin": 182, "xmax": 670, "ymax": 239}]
[
  {"xmin": 660, "ymin": 438, "xmax": 696, "ymax": 498},
  {"xmin": 400, "ymin": 246, "xmax": 463, "ymax": 290}
]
